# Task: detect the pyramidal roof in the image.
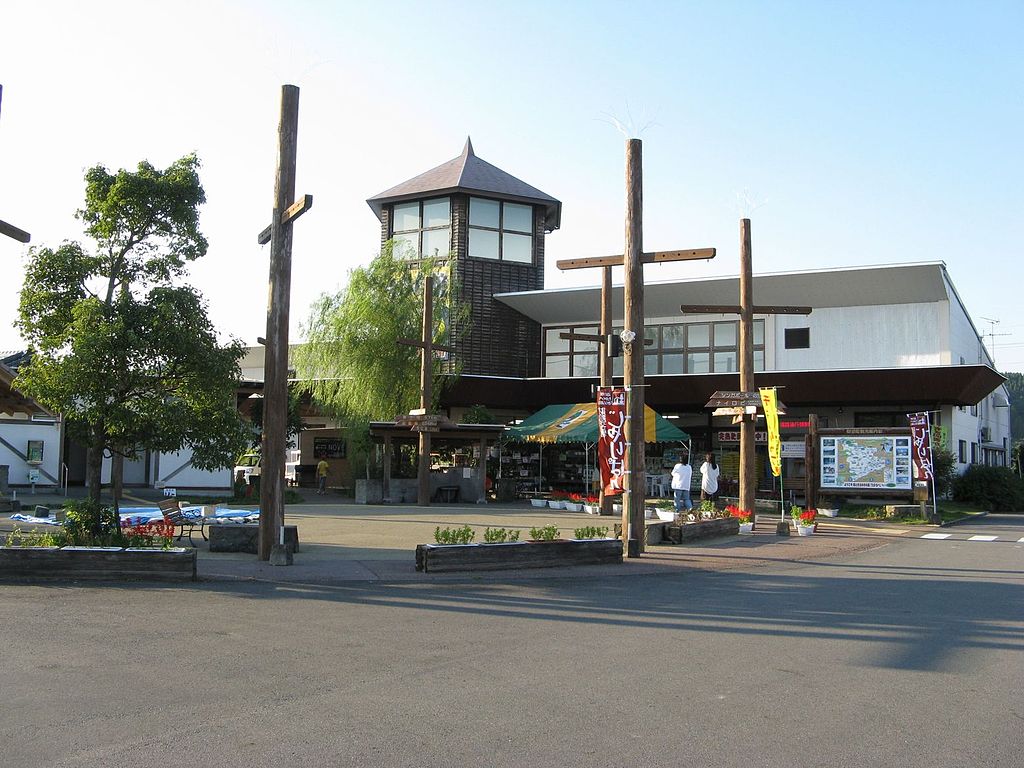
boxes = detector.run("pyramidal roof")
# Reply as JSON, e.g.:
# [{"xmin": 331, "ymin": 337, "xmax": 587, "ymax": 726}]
[{"xmin": 367, "ymin": 138, "xmax": 561, "ymax": 231}]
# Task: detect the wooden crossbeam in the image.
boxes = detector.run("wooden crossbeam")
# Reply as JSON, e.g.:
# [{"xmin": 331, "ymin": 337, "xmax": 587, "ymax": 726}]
[
  {"xmin": 680, "ymin": 304, "xmax": 812, "ymax": 315},
  {"xmin": 557, "ymin": 247, "xmax": 715, "ymax": 271},
  {"xmin": 0, "ymin": 219, "xmax": 30, "ymax": 244},
  {"xmin": 257, "ymin": 194, "xmax": 313, "ymax": 245},
  {"xmin": 558, "ymin": 332, "xmax": 653, "ymax": 346}
]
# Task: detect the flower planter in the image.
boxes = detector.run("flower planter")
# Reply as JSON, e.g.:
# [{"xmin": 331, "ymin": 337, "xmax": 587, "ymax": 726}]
[
  {"xmin": 415, "ymin": 539, "xmax": 622, "ymax": 573},
  {"xmin": 662, "ymin": 517, "xmax": 740, "ymax": 544},
  {"xmin": 612, "ymin": 503, "xmax": 623, "ymax": 515},
  {"xmin": 529, "ymin": 498, "xmax": 548, "ymax": 508},
  {"xmin": 563, "ymin": 502, "xmax": 582, "ymax": 513},
  {"xmin": 795, "ymin": 524, "xmax": 815, "ymax": 536},
  {"xmin": 738, "ymin": 522, "xmax": 754, "ymax": 534},
  {"xmin": 0, "ymin": 546, "xmax": 196, "ymax": 581},
  {"xmin": 583, "ymin": 504, "xmax": 601, "ymax": 515},
  {"xmin": 547, "ymin": 500, "xmax": 565, "ymax": 510},
  {"xmin": 818, "ymin": 508, "xmax": 838, "ymax": 518}
]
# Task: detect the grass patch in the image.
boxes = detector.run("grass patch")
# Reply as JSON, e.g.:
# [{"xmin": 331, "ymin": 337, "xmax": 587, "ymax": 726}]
[{"xmin": 834, "ymin": 501, "xmax": 985, "ymax": 525}]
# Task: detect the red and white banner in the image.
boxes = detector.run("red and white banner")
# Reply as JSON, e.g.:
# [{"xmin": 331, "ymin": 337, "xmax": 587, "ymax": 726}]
[
  {"xmin": 597, "ymin": 388, "xmax": 627, "ymax": 496},
  {"xmin": 907, "ymin": 412, "xmax": 934, "ymax": 481}
]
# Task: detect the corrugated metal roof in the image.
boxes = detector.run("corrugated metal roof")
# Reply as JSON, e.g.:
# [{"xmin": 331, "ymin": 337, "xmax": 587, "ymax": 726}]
[{"xmin": 367, "ymin": 138, "xmax": 562, "ymax": 230}]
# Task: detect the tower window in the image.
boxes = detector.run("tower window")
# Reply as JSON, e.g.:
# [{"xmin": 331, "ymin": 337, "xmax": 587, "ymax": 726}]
[
  {"xmin": 469, "ymin": 197, "xmax": 533, "ymax": 263},
  {"xmin": 390, "ymin": 197, "xmax": 451, "ymax": 260}
]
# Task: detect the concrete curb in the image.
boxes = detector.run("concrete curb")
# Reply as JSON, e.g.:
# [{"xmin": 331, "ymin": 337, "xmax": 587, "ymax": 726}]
[{"xmin": 940, "ymin": 510, "xmax": 988, "ymax": 528}]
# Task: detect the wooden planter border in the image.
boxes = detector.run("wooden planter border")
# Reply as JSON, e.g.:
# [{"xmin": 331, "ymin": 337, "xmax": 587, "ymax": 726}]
[
  {"xmin": 662, "ymin": 517, "xmax": 740, "ymax": 544},
  {"xmin": 0, "ymin": 547, "xmax": 197, "ymax": 581},
  {"xmin": 415, "ymin": 539, "xmax": 622, "ymax": 573}
]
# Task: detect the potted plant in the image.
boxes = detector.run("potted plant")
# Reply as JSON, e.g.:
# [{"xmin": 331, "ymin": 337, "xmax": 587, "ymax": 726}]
[
  {"xmin": 563, "ymin": 492, "xmax": 584, "ymax": 513},
  {"xmin": 529, "ymin": 495, "xmax": 548, "ymax": 508},
  {"xmin": 698, "ymin": 499, "xmax": 717, "ymax": 520},
  {"xmin": 582, "ymin": 495, "xmax": 601, "ymax": 515},
  {"xmin": 548, "ymin": 490, "xmax": 569, "ymax": 510},
  {"xmin": 528, "ymin": 524, "xmax": 562, "ymax": 542},
  {"xmin": 726, "ymin": 504, "xmax": 755, "ymax": 533},
  {"xmin": 790, "ymin": 507, "xmax": 817, "ymax": 536}
]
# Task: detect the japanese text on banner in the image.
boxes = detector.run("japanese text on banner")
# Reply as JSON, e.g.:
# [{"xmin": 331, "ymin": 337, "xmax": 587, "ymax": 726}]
[
  {"xmin": 759, "ymin": 387, "xmax": 782, "ymax": 477},
  {"xmin": 597, "ymin": 388, "xmax": 627, "ymax": 496},
  {"xmin": 907, "ymin": 412, "xmax": 934, "ymax": 481}
]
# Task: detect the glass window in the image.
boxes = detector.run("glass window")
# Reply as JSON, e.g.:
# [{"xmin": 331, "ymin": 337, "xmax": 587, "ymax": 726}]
[
  {"xmin": 644, "ymin": 354, "xmax": 659, "ymax": 375},
  {"xmin": 753, "ymin": 319, "xmax": 764, "ymax": 346},
  {"xmin": 644, "ymin": 325, "xmax": 658, "ymax": 342},
  {"xmin": 574, "ymin": 326, "xmax": 599, "ymax": 353},
  {"xmin": 754, "ymin": 350, "xmax": 765, "ymax": 372},
  {"xmin": 422, "ymin": 228, "xmax": 451, "ymax": 259},
  {"xmin": 714, "ymin": 351, "xmax": 738, "ymax": 372},
  {"xmin": 545, "ymin": 354, "xmax": 569, "ymax": 377},
  {"xmin": 392, "ymin": 233, "xmax": 418, "ymax": 260},
  {"xmin": 392, "ymin": 202, "xmax": 420, "ymax": 232},
  {"xmin": 687, "ymin": 352, "xmax": 710, "ymax": 374},
  {"xmin": 688, "ymin": 324, "xmax": 710, "ymax": 348},
  {"xmin": 613, "ymin": 357, "xmax": 623, "ymax": 376},
  {"xmin": 662, "ymin": 325, "xmax": 685, "ymax": 349},
  {"xmin": 503, "ymin": 203, "xmax": 532, "ymax": 233},
  {"xmin": 469, "ymin": 198, "xmax": 500, "ymax": 228},
  {"xmin": 422, "ymin": 198, "xmax": 450, "ymax": 228},
  {"xmin": 469, "ymin": 228, "xmax": 499, "ymax": 259},
  {"xmin": 545, "ymin": 328, "xmax": 569, "ymax": 353},
  {"xmin": 714, "ymin": 322, "xmax": 737, "ymax": 347},
  {"xmin": 662, "ymin": 353, "xmax": 684, "ymax": 374},
  {"xmin": 502, "ymin": 233, "xmax": 532, "ymax": 263},
  {"xmin": 573, "ymin": 354, "xmax": 599, "ymax": 377}
]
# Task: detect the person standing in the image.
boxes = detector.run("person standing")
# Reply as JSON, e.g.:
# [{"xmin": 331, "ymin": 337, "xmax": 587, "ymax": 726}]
[
  {"xmin": 316, "ymin": 458, "xmax": 329, "ymax": 495},
  {"xmin": 699, "ymin": 452, "xmax": 720, "ymax": 501},
  {"xmin": 670, "ymin": 458, "xmax": 693, "ymax": 514}
]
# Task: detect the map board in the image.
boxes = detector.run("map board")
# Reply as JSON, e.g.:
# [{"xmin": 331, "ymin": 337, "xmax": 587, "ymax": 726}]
[{"xmin": 820, "ymin": 435, "xmax": 912, "ymax": 490}]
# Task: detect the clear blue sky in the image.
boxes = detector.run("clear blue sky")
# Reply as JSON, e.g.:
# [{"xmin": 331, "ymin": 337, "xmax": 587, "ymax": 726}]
[{"xmin": 1, "ymin": 1, "xmax": 1022, "ymax": 370}]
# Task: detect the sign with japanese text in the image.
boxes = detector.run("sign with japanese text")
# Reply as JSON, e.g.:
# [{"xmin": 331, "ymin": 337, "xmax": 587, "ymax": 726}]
[
  {"xmin": 597, "ymin": 388, "xmax": 626, "ymax": 496},
  {"xmin": 907, "ymin": 412, "xmax": 934, "ymax": 481},
  {"xmin": 759, "ymin": 387, "xmax": 782, "ymax": 477}
]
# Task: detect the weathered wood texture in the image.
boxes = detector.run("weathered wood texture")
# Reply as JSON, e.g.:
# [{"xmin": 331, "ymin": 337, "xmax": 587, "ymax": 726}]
[
  {"xmin": 662, "ymin": 517, "xmax": 740, "ymax": 544},
  {"xmin": 739, "ymin": 218, "xmax": 756, "ymax": 528},
  {"xmin": 209, "ymin": 524, "xmax": 299, "ymax": 554},
  {"xmin": 0, "ymin": 547, "xmax": 196, "ymax": 581},
  {"xmin": 556, "ymin": 248, "xmax": 715, "ymax": 270},
  {"xmin": 623, "ymin": 138, "xmax": 645, "ymax": 557},
  {"xmin": 415, "ymin": 539, "xmax": 622, "ymax": 573}
]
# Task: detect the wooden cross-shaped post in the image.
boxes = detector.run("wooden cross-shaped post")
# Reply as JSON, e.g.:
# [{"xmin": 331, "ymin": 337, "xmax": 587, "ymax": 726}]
[
  {"xmin": 397, "ymin": 274, "xmax": 454, "ymax": 506},
  {"xmin": 0, "ymin": 86, "xmax": 30, "ymax": 245},
  {"xmin": 558, "ymin": 139, "xmax": 716, "ymax": 557},
  {"xmin": 681, "ymin": 218, "xmax": 810, "ymax": 529},
  {"xmin": 257, "ymin": 85, "xmax": 313, "ymax": 562}
]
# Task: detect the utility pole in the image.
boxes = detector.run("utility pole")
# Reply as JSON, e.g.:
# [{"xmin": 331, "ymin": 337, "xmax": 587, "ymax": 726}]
[{"xmin": 258, "ymin": 85, "xmax": 313, "ymax": 562}]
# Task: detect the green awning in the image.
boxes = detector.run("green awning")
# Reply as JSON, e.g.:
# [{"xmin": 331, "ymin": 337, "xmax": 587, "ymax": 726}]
[{"xmin": 507, "ymin": 402, "xmax": 689, "ymax": 444}]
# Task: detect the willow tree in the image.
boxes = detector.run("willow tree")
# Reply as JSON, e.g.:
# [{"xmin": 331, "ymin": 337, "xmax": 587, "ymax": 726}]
[
  {"xmin": 16, "ymin": 155, "xmax": 250, "ymax": 501},
  {"xmin": 293, "ymin": 245, "xmax": 467, "ymax": 477}
]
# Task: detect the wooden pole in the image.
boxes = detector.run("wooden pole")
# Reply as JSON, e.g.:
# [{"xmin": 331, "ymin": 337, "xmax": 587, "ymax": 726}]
[
  {"xmin": 623, "ymin": 138, "xmax": 645, "ymax": 557},
  {"xmin": 738, "ymin": 218, "xmax": 757, "ymax": 528},
  {"xmin": 259, "ymin": 85, "xmax": 299, "ymax": 561},
  {"xmin": 806, "ymin": 413, "xmax": 819, "ymax": 510},
  {"xmin": 599, "ymin": 265, "xmax": 614, "ymax": 516},
  {"xmin": 417, "ymin": 276, "xmax": 434, "ymax": 506}
]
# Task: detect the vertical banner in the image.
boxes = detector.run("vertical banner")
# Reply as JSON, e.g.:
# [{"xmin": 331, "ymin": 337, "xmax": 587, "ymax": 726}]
[
  {"xmin": 907, "ymin": 412, "xmax": 934, "ymax": 480},
  {"xmin": 597, "ymin": 388, "xmax": 627, "ymax": 496},
  {"xmin": 759, "ymin": 387, "xmax": 782, "ymax": 477}
]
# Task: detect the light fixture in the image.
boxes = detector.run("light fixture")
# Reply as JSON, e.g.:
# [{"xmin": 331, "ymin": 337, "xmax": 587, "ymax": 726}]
[{"xmin": 620, "ymin": 329, "xmax": 637, "ymax": 344}]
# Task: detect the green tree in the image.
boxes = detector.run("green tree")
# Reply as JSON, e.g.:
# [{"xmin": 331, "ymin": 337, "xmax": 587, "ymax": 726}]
[
  {"xmin": 293, "ymin": 245, "xmax": 468, "ymax": 480},
  {"xmin": 16, "ymin": 155, "xmax": 249, "ymax": 501},
  {"xmin": 1003, "ymin": 371, "xmax": 1023, "ymax": 441}
]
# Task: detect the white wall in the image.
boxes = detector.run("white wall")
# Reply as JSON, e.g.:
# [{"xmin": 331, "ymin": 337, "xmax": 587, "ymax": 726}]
[
  {"xmin": 153, "ymin": 448, "xmax": 232, "ymax": 490},
  {"xmin": 0, "ymin": 418, "xmax": 62, "ymax": 486}
]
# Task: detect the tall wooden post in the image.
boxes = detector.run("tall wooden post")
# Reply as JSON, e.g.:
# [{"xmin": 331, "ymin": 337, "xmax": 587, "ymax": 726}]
[
  {"xmin": 623, "ymin": 138, "xmax": 645, "ymax": 557},
  {"xmin": 259, "ymin": 85, "xmax": 301, "ymax": 561},
  {"xmin": 805, "ymin": 413, "xmax": 819, "ymax": 510},
  {"xmin": 738, "ymin": 219, "xmax": 757, "ymax": 527},
  {"xmin": 417, "ymin": 275, "xmax": 434, "ymax": 506},
  {"xmin": 599, "ymin": 266, "xmax": 614, "ymax": 515}
]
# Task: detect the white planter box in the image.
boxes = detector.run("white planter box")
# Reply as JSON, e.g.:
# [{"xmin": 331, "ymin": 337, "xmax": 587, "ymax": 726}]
[
  {"xmin": 548, "ymin": 500, "xmax": 564, "ymax": 510},
  {"xmin": 563, "ymin": 502, "xmax": 582, "ymax": 512},
  {"xmin": 530, "ymin": 498, "xmax": 547, "ymax": 508},
  {"xmin": 818, "ymin": 508, "xmax": 838, "ymax": 517}
]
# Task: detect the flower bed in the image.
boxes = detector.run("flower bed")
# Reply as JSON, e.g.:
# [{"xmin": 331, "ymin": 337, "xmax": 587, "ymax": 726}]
[
  {"xmin": 0, "ymin": 546, "xmax": 196, "ymax": 581},
  {"xmin": 662, "ymin": 516, "xmax": 739, "ymax": 544},
  {"xmin": 415, "ymin": 539, "xmax": 622, "ymax": 573}
]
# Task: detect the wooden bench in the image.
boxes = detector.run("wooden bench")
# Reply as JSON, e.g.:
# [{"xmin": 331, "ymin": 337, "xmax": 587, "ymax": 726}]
[
  {"xmin": 433, "ymin": 485, "xmax": 460, "ymax": 503},
  {"xmin": 158, "ymin": 498, "xmax": 208, "ymax": 547}
]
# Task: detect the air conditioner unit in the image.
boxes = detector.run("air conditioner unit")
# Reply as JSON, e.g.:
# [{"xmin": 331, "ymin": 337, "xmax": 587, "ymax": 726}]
[{"xmin": 980, "ymin": 426, "xmax": 991, "ymax": 441}]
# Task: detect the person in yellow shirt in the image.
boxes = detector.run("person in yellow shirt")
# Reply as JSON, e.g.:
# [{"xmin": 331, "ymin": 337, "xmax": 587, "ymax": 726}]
[{"xmin": 316, "ymin": 459, "xmax": 329, "ymax": 495}]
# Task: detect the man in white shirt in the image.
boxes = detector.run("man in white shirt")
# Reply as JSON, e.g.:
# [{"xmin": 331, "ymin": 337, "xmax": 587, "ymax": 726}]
[{"xmin": 670, "ymin": 460, "xmax": 693, "ymax": 514}]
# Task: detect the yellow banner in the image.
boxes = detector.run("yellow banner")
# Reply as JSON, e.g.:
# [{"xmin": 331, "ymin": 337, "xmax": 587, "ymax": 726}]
[{"xmin": 760, "ymin": 387, "xmax": 782, "ymax": 477}]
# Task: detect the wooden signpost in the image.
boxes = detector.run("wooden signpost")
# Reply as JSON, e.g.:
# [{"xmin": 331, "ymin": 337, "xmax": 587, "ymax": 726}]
[
  {"xmin": 0, "ymin": 86, "xmax": 30, "ymax": 245},
  {"xmin": 682, "ymin": 219, "xmax": 809, "ymax": 528},
  {"xmin": 558, "ymin": 138, "xmax": 716, "ymax": 557},
  {"xmin": 397, "ymin": 274, "xmax": 454, "ymax": 506},
  {"xmin": 258, "ymin": 85, "xmax": 313, "ymax": 562}
]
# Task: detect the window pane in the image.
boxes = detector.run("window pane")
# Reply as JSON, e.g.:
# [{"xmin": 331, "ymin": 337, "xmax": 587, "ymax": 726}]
[
  {"xmin": 754, "ymin": 350, "xmax": 765, "ymax": 372},
  {"xmin": 392, "ymin": 202, "xmax": 420, "ymax": 232},
  {"xmin": 754, "ymin": 319, "xmax": 764, "ymax": 346},
  {"xmin": 662, "ymin": 324, "xmax": 684, "ymax": 349},
  {"xmin": 421, "ymin": 227, "xmax": 450, "ymax": 259},
  {"xmin": 714, "ymin": 322, "xmax": 737, "ymax": 347},
  {"xmin": 469, "ymin": 197, "xmax": 500, "ymax": 228},
  {"xmin": 687, "ymin": 324, "xmax": 710, "ymax": 348},
  {"xmin": 644, "ymin": 354, "xmax": 659, "ymax": 375},
  {"xmin": 392, "ymin": 233, "xmax": 418, "ymax": 260},
  {"xmin": 545, "ymin": 327, "xmax": 569, "ymax": 353},
  {"xmin": 545, "ymin": 354, "xmax": 569, "ymax": 377},
  {"xmin": 662, "ymin": 353, "xmax": 684, "ymax": 374},
  {"xmin": 469, "ymin": 227, "xmax": 499, "ymax": 259},
  {"xmin": 613, "ymin": 356, "xmax": 623, "ymax": 376},
  {"xmin": 503, "ymin": 202, "xmax": 532, "ymax": 232},
  {"xmin": 502, "ymin": 232, "xmax": 532, "ymax": 263},
  {"xmin": 573, "ymin": 354, "xmax": 599, "ymax": 377},
  {"xmin": 713, "ymin": 350, "xmax": 738, "ymax": 372},
  {"xmin": 644, "ymin": 325, "xmax": 658, "ymax": 342},
  {"xmin": 574, "ymin": 326, "xmax": 599, "ymax": 353},
  {"xmin": 422, "ymin": 198, "xmax": 450, "ymax": 228},
  {"xmin": 687, "ymin": 352, "xmax": 710, "ymax": 373}
]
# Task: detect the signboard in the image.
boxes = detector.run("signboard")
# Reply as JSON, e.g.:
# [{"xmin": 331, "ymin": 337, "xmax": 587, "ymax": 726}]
[
  {"xmin": 759, "ymin": 387, "xmax": 782, "ymax": 477},
  {"xmin": 819, "ymin": 435, "xmax": 913, "ymax": 490},
  {"xmin": 781, "ymin": 441, "xmax": 805, "ymax": 458},
  {"xmin": 313, "ymin": 437, "xmax": 347, "ymax": 459},
  {"xmin": 597, "ymin": 388, "xmax": 626, "ymax": 496},
  {"xmin": 26, "ymin": 440, "xmax": 43, "ymax": 464},
  {"xmin": 718, "ymin": 431, "xmax": 767, "ymax": 443},
  {"xmin": 907, "ymin": 412, "xmax": 934, "ymax": 481}
]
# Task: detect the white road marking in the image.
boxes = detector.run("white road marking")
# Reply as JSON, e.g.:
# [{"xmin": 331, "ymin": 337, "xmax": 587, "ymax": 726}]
[
  {"xmin": 1018, "ymin": 537, "xmax": 1024, "ymax": 543},
  {"xmin": 967, "ymin": 535, "xmax": 998, "ymax": 542},
  {"xmin": 921, "ymin": 533, "xmax": 952, "ymax": 540}
]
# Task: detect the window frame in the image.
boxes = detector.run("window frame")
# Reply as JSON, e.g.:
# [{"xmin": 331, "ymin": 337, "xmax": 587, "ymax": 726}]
[
  {"xmin": 784, "ymin": 327, "xmax": 810, "ymax": 350},
  {"xmin": 390, "ymin": 196, "xmax": 452, "ymax": 260},
  {"xmin": 468, "ymin": 196, "xmax": 535, "ymax": 264}
]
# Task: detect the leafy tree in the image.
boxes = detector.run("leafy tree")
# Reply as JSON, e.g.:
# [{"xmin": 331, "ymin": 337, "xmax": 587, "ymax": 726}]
[
  {"xmin": 16, "ymin": 155, "xmax": 250, "ymax": 501},
  {"xmin": 246, "ymin": 387, "xmax": 306, "ymax": 449},
  {"xmin": 1003, "ymin": 372, "xmax": 1023, "ymax": 441},
  {"xmin": 461, "ymin": 404, "xmax": 496, "ymax": 424},
  {"xmin": 293, "ymin": 244, "xmax": 468, "ymax": 481}
]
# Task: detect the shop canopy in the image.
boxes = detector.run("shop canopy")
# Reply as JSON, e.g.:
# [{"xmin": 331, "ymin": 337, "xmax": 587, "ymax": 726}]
[{"xmin": 507, "ymin": 402, "xmax": 689, "ymax": 444}]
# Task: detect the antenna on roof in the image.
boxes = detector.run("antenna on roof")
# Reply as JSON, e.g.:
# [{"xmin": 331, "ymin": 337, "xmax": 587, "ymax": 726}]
[{"xmin": 979, "ymin": 317, "xmax": 1010, "ymax": 367}]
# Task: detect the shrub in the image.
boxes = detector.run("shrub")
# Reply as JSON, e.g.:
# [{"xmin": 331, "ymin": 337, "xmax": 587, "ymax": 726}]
[
  {"xmin": 932, "ymin": 448, "xmax": 958, "ymax": 499},
  {"xmin": 573, "ymin": 525, "xmax": 609, "ymax": 539},
  {"xmin": 5, "ymin": 526, "xmax": 68, "ymax": 548},
  {"xmin": 434, "ymin": 525, "xmax": 475, "ymax": 545},
  {"xmin": 528, "ymin": 524, "xmax": 560, "ymax": 541},
  {"xmin": 951, "ymin": 465, "xmax": 1024, "ymax": 512},
  {"xmin": 64, "ymin": 500, "xmax": 122, "ymax": 546},
  {"xmin": 482, "ymin": 527, "xmax": 520, "ymax": 543}
]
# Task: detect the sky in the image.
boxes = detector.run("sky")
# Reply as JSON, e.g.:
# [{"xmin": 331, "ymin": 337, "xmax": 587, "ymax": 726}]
[{"xmin": 1, "ymin": 1, "xmax": 1022, "ymax": 371}]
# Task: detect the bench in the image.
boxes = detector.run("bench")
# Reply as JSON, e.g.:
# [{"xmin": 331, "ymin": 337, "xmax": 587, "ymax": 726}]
[
  {"xmin": 158, "ymin": 498, "xmax": 208, "ymax": 547},
  {"xmin": 433, "ymin": 486, "xmax": 460, "ymax": 503}
]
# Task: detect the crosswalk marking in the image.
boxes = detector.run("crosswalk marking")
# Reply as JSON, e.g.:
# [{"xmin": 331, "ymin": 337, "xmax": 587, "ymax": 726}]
[
  {"xmin": 921, "ymin": 533, "xmax": 952, "ymax": 540},
  {"xmin": 1018, "ymin": 537, "xmax": 1024, "ymax": 543},
  {"xmin": 967, "ymin": 535, "xmax": 998, "ymax": 542}
]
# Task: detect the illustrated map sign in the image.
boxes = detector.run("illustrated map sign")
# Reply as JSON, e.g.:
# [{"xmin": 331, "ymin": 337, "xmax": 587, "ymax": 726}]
[{"xmin": 820, "ymin": 435, "xmax": 912, "ymax": 490}]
